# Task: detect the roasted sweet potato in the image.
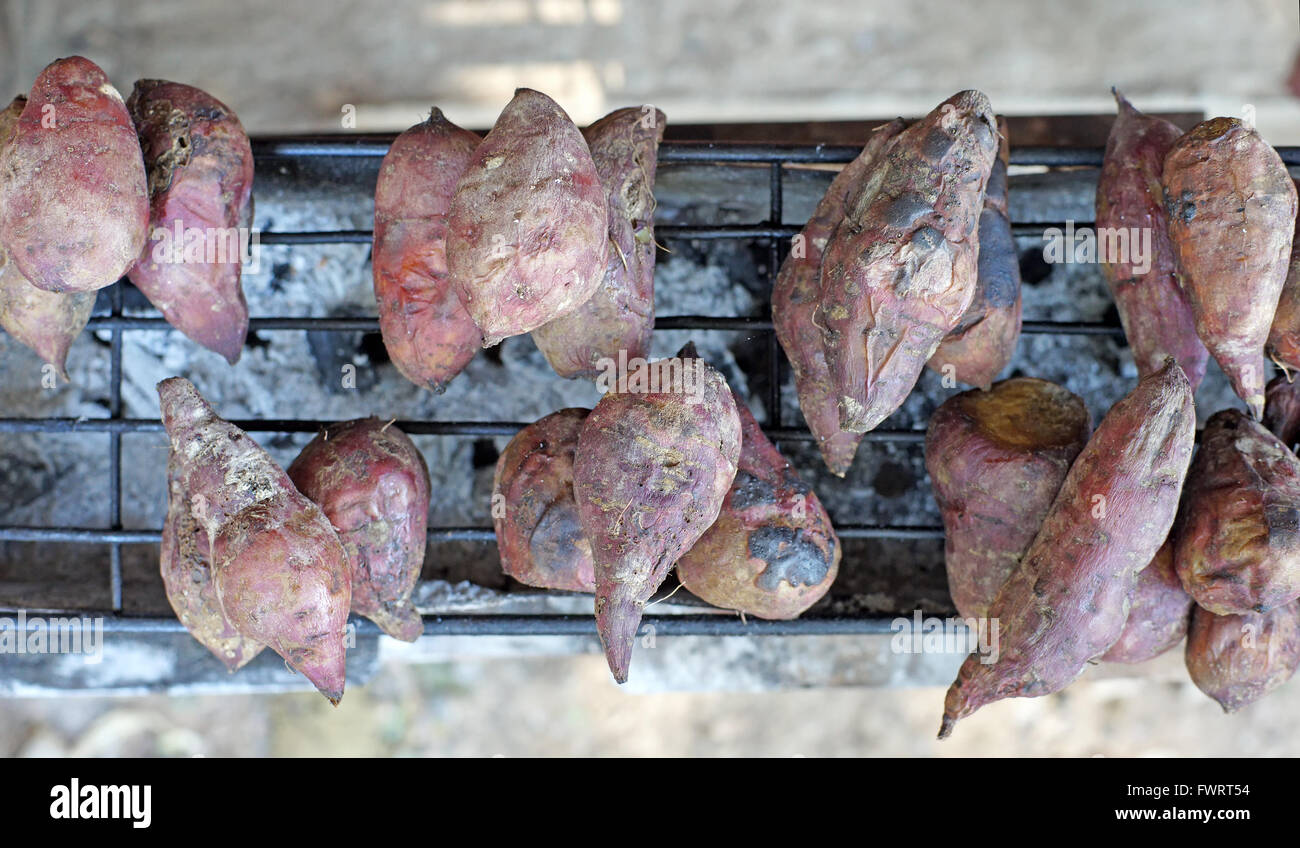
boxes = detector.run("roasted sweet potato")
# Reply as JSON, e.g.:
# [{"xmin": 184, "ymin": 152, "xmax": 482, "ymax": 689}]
[
  {"xmin": 1267, "ymin": 179, "xmax": 1300, "ymax": 373},
  {"xmin": 127, "ymin": 79, "xmax": 253, "ymax": 364},
  {"xmin": 940, "ymin": 359, "xmax": 1195, "ymax": 738},
  {"xmin": 1163, "ymin": 118, "xmax": 1297, "ymax": 418},
  {"xmin": 773, "ymin": 120, "xmax": 906, "ymax": 475},
  {"xmin": 925, "ymin": 377, "xmax": 1091, "ymax": 620},
  {"xmin": 574, "ymin": 344, "xmax": 741, "ymax": 682},
  {"xmin": 1185, "ymin": 602, "xmax": 1300, "ymax": 712},
  {"xmin": 1264, "ymin": 373, "xmax": 1300, "ymax": 447},
  {"xmin": 493, "ymin": 408, "xmax": 594, "ymax": 592},
  {"xmin": 158, "ymin": 377, "xmax": 352, "ymax": 703},
  {"xmin": 373, "ymin": 109, "xmax": 482, "ymax": 391},
  {"xmin": 532, "ymin": 106, "xmax": 664, "ymax": 378},
  {"xmin": 288, "ymin": 418, "xmax": 430, "ymax": 642},
  {"xmin": 0, "ymin": 95, "xmax": 93, "ymax": 378},
  {"xmin": 0, "ymin": 56, "xmax": 148, "ymax": 293},
  {"xmin": 817, "ymin": 90, "xmax": 998, "ymax": 433},
  {"xmin": 927, "ymin": 116, "xmax": 1021, "ymax": 389},
  {"xmin": 447, "ymin": 89, "xmax": 607, "ymax": 346},
  {"xmin": 1174, "ymin": 409, "xmax": 1300, "ymax": 615},
  {"xmin": 160, "ymin": 459, "xmax": 264, "ymax": 672},
  {"xmin": 1096, "ymin": 90, "xmax": 1208, "ymax": 389},
  {"xmin": 675, "ymin": 391, "xmax": 839, "ymax": 619},
  {"xmin": 1101, "ymin": 540, "xmax": 1192, "ymax": 663}
]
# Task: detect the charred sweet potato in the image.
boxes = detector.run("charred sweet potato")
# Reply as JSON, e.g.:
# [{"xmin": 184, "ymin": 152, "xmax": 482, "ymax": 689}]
[
  {"xmin": 574, "ymin": 344, "xmax": 741, "ymax": 681},
  {"xmin": 817, "ymin": 90, "xmax": 998, "ymax": 433},
  {"xmin": 925, "ymin": 377, "xmax": 1091, "ymax": 620},
  {"xmin": 288, "ymin": 418, "xmax": 430, "ymax": 642},
  {"xmin": 1185, "ymin": 602, "xmax": 1300, "ymax": 712},
  {"xmin": 940, "ymin": 359, "xmax": 1195, "ymax": 738},
  {"xmin": 127, "ymin": 79, "xmax": 253, "ymax": 364},
  {"xmin": 1267, "ymin": 179, "xmax": 1300, "ymax": 373},
  {"xmin": 493, "ymin": 408, "xmax": 595, "ymax": 592},
  {"xmin": 1174, "ymin": 409, "xmax": 1300, "ymax": 615},
  {"xmin": 927, "ymin": 116, "xmax": 1021, "ymax": 389},
  {"xmin": 532, "ymin": 106, "xmax": 665, "ymax": 378},
  {"xmin": 1096, "ymin": 90, "xmax": 1208, "ymax": 389},
  {"xmin": 160, "ymin": 459, "xmax": 264, "ymax": 672},
  {"xmin": 373, "ymin": 109, "xmax": 482, "ymax": 391},
  {"xmin": 158, "ymin": 377, "xmax": 352, "ymax": 703},
  {"xmin": 1101, "ymin": 540, "xmax": 1192, "ymax": 663},
  {"xmin": 0, "ymin": 96, "xmax": 93, "ymax": 378},
  {"xmin": 447, "ymin": 89, "xmax": 607, "ymax": 346},
  {"xmin": 1163, "ymin": 118, "xmax": 1296, "ymax": 417},
  {"xmin": 0, "ymin": 56, "xmax": 148, "ymax": 293},
  {"xmin": 676, "ymin": 391, "xmax": 839, "ymax": 619},
  {"xmin": 1264, "ymin": 373, "xmax": 1300, "ymax": 447},
  {"xmin": 773, "ymin": 120, "xmax": 906, "ymax": 475}
]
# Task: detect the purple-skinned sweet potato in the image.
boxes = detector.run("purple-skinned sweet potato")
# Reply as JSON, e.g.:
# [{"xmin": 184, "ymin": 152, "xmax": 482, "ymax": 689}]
[
  {"xmin": 447, "ymin": 89, "xmax": 607, "ymax": 346},
  {"xmin": 373, "ymin": 109, "xmax": 482, "ymax": 391},
  {"xmin": 1163, "ymin": 118, "xmax": 1296, "ymax": 418},
  {"xmin": 675, "ymin": 392, "xmax": 839, "ymax": 619},
  {"xmin": 160, "ymin": 458, "xmax": 264, "ymax": 672},
  {"xmin": 773, "ymin": 119, "xmax": 906, "ymax": 476},
  {"xmin": 127, "ymin": 79, "xmax": 253, "ymax": 364},
  {"xmin": 493, "ymin": 408, "xmax": 595, "ymax": 592},
  {"xmin": 1264, "ymin": 372, "xmax": 1300, "ymax": 447},
  {"xmin": 0, "ymin": 56, "xmax": 148, "ymax": 293},
  {"xmin": 532, "ymin": 106, "xmax": 665, "ymax": 379},
  {"xmin": 927, "ymin": 116, "xmax": 1022, "ymax": 390},
  {"xmin": 574, "ymin": 343, "xmax": 741, "ymax": 682},
  {"xmin": 817, "ymin": 90, "xmax": 998, "ymax": 433},
  {"xmin": 157, "ymin": 377, "xmax": 351, "ymax": 703},
  {"xmin": 1096, "ymin": 90, "xmax": 1208, "ymax": 389},
  {"xmin": 940, "ymin": 359, "xmax": 1195, "ymax": 738},
  {"xmin": 1267, "ymin": 179, "xmax": 1300, "ymax": 373},
  {"xmin": 1101, "ymin": 540, "xmax": 1192, "ymax": 663},
  {"xmin": 1174, "ymin": 409, "xmax": 1300, "ymax": 616},
  {"xmin": 0, "ymin": 95, "xmax": 94, "ymax": 378},
  {"xmin": 1185, "ymin": 601, "xmax": 1300, "ymax": 712},
  {"xmin": 288, "ymin": 418, "xmax": 430, "ymax": 642},
  {"xmin": 925, "ymin": 378, "xmax": 1091, "ymax": 620}
]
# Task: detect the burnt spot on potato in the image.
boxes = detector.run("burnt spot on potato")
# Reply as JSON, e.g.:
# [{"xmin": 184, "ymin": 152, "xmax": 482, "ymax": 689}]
[
  {"xmin": 751, "ymin": 527, "xmax": 832, "ymax": 590},
  {"xmin": 728, "ymin": 470, "xmax": 778, "ymax": 510}
]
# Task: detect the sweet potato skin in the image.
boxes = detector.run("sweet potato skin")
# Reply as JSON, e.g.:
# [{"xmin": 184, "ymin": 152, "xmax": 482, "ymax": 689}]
[
  {"xmin": 1174, "ymin": 409, "xmax": 1300, "ymax": 615},
  {"xmin": 1264, "ymin": 373, "xmax": 1300, "ymax": 447},
  {"xmin": 1185, "ymin": 602, "xmax": 1300, "ymax": 712},
  {"xmin": 1163, "ymin": 118, "xmax": 1296, "ymax": 418},
  {"xmin": 160, "ymin": 458, "xmax": 264, "ymax": 672},
  {"xmin": 373, "ymin": 109, "xmax": 482, "ymax": 391},
  {"xmin": 532, "ymin": 107, "xmax": 665, "ymax": 378},
  {"xmin": 940, "ymin": 359, "xmax": 1195, "ymax": 738},
  {"xmin": 675, "ymin": 392, "xmax": 839, "ymax": 619},
  {"xmin": 447, "ymin": 89, "xmax": 607, "ymax": 346},
  {"xmin": 127, "ymin": 79, "xmax": 253, "ymax": 364},
  {"xmin": 1101, "ymin": 540, "xmax": 1192, "ymax": 663},
  {"xmin": 1267, "ymin": 179, "xmax": 1300, "ymax": 373},
  {"xmin": 288, "ymin": 418, "xmax": 430, "ymax": 642},
  {"xmin": 773, "ymin": 120, "xmax": 905, "ymax": 476},
  {"xmin": 493, "ymin": 408, "xmax": 595, "ymax": 593},
  {"xmin": 0, "ymin": 96, "xmax": 93, "ymax": 378},
  {"xmin": 925, "ymin": 378, "xmax": 1091, "ymax": 620},
  {"xmin": 574, "ymin": 345, "xmax": 741, "ymax": 682},
  {"xmin": 158, "ymin": 377, "xmax": 352, "ymax": 702},
  {"xmin": 0, "ymin": 56, "xmax": 148, "ymax": 293},
  {"xmin": 817, "ymin": 90, "xmax": 998, "ymax": 433},
  {"xmin": 1096, "ymin": 91, "xmax": 1208, "ymax": 390},
  {"xmin": 927, "ymin": 117, "xmax": 1021, "ymax": 390}
]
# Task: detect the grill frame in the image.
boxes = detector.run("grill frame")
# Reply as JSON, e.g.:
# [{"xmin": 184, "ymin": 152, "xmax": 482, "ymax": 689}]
[{"xmin": 2, "ymin": 135, "xmax": 1294, "ymax": 639}]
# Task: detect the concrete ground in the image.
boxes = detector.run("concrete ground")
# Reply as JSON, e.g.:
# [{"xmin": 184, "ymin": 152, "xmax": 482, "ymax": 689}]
[{"xmin": 1, "ymin": 0, "xmax": 1299, "ymax": 757}]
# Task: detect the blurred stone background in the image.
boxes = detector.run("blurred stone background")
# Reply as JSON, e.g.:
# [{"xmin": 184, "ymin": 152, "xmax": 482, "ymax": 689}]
[{"xmin": 2, "ymin": 0, "xmax": 1300, "ymax": 756}]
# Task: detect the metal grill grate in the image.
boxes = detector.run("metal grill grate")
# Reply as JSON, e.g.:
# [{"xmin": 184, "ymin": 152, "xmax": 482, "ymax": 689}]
[{"xmin": 2, "ymin": 137, "xmax": 1297, "ymax": 639}]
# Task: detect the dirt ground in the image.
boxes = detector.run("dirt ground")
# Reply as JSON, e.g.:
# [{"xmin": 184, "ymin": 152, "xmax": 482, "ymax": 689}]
[{"xmin": 2, "ymin": 0, "xmax": 1299, "ymax": 757}]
